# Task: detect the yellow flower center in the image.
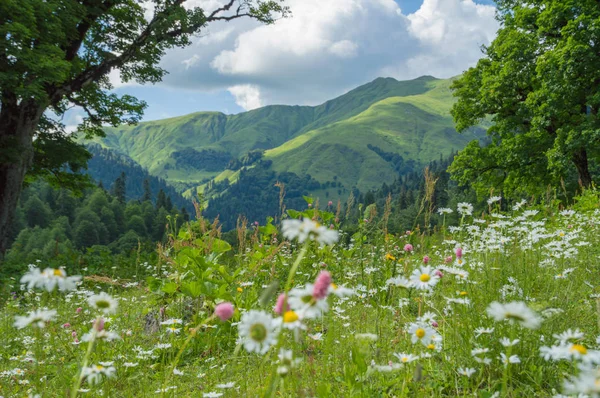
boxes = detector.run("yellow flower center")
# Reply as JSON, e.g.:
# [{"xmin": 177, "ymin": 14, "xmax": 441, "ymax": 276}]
[
  {"xmin": 559, "ymin": 232, "xmax": 565, "ymax": 237},
  {"xmin": 53, "ymin": 269, "xmax": 65, "ymax": 277},
  {"xmin": 427, "ymin": 344, "xmax": 436, "ymax": 350},
  {"xmin": 459, "ymin": 291, "xmax": 468, "ymax": 296},
  {"xmin": 237, "ymin": 287, "xmax": 243, "ymax": 293},
  {"xmin": 283, "ymin": 311, "xmax": 299, "ymax": 323},
  {"xmin": 330, "ymin": 283, "xmax": 338, "ymax": 290},
  {"xmin": 96, "ymin": 365, "xmax": 104, "ymax": 371},
  {"xmin": 401, "ymin": 357, "xmax": 409, "ymax": 363},
  {"xmin": 457, "ymin": 259, "xmax": 463, "ymax": 265},
  {"xmin": 386, "ymin": 253, "xmax": 396, "ymax": 261},
  {"xmin": 415, "ymin": 328, "xmax": 426, "ymax": 339},
  {"xmin": 420, "ymin": 274, "xmax": 430, "ymax": 282},
  {"xmin": 571, "ymin": 344, "xmax": 587, "ymax": 355}
]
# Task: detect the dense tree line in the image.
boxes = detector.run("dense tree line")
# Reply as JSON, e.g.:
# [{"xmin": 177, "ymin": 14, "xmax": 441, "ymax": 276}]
[
  {"xmin": 86, "ymin": 145, "xmax": 194, "ymax": 213},
  {"xmin": 204, "ymin": 160, "xmax": 328, "ymax": 230},
  {"xmin": 5, "ymin": 177, "xmax": 190, "ymax": 263},
  {"xmin": 172, "ymin": 148, "xmax": 233, "ymax": 172}
]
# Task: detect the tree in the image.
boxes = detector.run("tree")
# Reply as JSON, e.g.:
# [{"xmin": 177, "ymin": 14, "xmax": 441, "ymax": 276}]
[
  {"xmin": 450, "ymin": 0, "xmax": 600, "ymax": 197},
  {"xmin": 0, "ymin": 0, "xmax": 288, "ymax": 254},
  {"xmin": 141, "ymin": 179, "xmax": 152, "ymax": 202},
  {"xmin": 111, "ymin": 172, "xmax": 126, "ymax": 204}
]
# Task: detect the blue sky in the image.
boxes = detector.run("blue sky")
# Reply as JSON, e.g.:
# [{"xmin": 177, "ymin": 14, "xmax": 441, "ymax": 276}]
[{"xmin": 67, "ymin": 0, "xmax": 499, "ymax": 128}]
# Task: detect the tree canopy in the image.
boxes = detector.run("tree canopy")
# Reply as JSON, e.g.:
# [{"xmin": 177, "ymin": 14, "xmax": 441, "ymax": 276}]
[
  {"xmin": 0, "ymin": 0, "xmax": 288, "ymax": 254},
  {"xmin": 450, "ymin": 0, "xmax": 600, "ymax": 198}
]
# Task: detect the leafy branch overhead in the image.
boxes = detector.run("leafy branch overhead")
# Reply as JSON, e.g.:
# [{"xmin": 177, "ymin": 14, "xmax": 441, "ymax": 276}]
[
  {"xmin": 0, "ymin": 0, "xmax": 288, "ymax": 254},
  {"xmin": 450, "ymin": 0, "xmax": 600, "ymax": 197}
]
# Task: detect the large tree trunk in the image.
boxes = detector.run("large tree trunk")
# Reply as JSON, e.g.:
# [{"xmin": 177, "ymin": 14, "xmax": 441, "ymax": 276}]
[
  {"xmin": 572, "ymin": 147, "xmax": 593, "ymax": 188},
  {"xmin": 0, "ymin": 102, "xmax": 42, "ymax": 256}
]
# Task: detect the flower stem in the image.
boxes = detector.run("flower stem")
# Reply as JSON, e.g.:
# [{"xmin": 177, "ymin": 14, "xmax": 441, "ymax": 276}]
[{"xmin": 161, "ymin": 314, "xmax": 216, "ymax": 396}]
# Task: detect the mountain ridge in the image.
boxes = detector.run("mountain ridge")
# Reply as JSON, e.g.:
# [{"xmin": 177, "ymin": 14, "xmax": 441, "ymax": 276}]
[{"xmin": 87, "ymin": 75, "xmax": 485, "ymax": 201}]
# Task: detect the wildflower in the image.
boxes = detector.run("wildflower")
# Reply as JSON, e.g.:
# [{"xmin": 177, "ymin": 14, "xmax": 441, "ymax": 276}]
[
  {"xmin": 455, "ymin": 247, "xmax": 463, "ymax": 258},
  {"xmin": 458, "ymin": 367, "xmax": 477, "ymax": 377},
  {"xmin": 216, "ymin": 382, "xmax": 236, "ymax": 389},
  {"xmin": 20, "ymin": 266, "xmax": 81, "ymax": 292},
  {"xmin": 281, "ymin": 218, "xmax": 338, "ymax": 245},
  {"xmin": 386, "ymin": 276, "xmax": 412, "ymax": 288},
  {"xmin": 282, "ymin": 310, "xmax": 305, "ymax": 330},
  {"xmin": 274, "ymin": 293, "xmax": 290, "ymax": 314},
  {"xmin": 437, "ymin": 207, "xmax": 453, "ymax": 215},
  {"xmin": 160, "ymin": 319, "xmax": 183, "ymax": 326},
  {"xmin": 500, "ymin": 337, "xmax": 520, "ymax": 347},
  {"xmin": 214, "ymin": 302, "xmax": 234, "ymax": 321},
  {"xmin": 409, "ymin": 266, "xmax": 440, "ymax": 290},
  {"xmin": 328, "ymin": 284, "xmax": 354, "ymax": 297},
  {"xmin": 393, "ymin": 353, "xmax": 419, "ymax": 363},
  {"xmin": 355, "ymin": 333, "xmax": 378, "ymax": 341},
  {"xmin": 277, "ymin": 349, "xmax": 302, "ymax": 376},
  {"xmin": 385, "ymin": 253, "xmax": 396, "ymax": 261},
  {"xmin": 457, "ymin": 202, "xmax": 473, "ymax": 216},
  {"xmin": 422, "ymin": 255, "xmax": 430, "ymax": 264},
  {"xmin": 81, "ymin": 329, "xmax": 120, "ymax": 342},
  {"xmin": 173, "ymin": 368, "xmax": 184, "ymax": 376},
  {"xmin": 237, "ymin": 310, "xmax": 279, "ymax": 355},
  {"xmin": 563, "ymin": 368, "xmax": 600, "ymax": 396},
  {"xmin": 403, "ymin": 244, "xmax": 413, "ymax": 252},
  {"xmin": 87, "ymin": 292, "xmax": 118, "ymax": 315},
  {"xmin": 554, "ymin": 329, "xmax": 585, "ymax": 344},
  {"xmin": 500, "ymin": 353, "xmax": 521, "ymax": 365},
  {"xmin": 288, "ymin": 284, "xmax": 329, "ymax": 318},
  {"xmin": 166, "ymin": 327, "xmax": 181, "ymax": 335},
  {"xmin": 407, "ymin": 322, "xmax": 436, "ymax": 346},
  {"xmin": 487, "ymin": 196, "xmax": 502, "ymax": 205},
  {"xmin": 486, "ymin": 301, "xmax": 542, "ymax": 329},
  {"xmin": 202, "ymin": 392, "xmax": 223, "ymax": 398},
  {"xmin": 82, "ymin": 364, "xmax": 116, "ymax": 385},
  {"xmin": 14, "ymin": 309, "xmax": 57, "ymax": 329},
  {"xmin": 370, "ymin": 361, "xmax": 403, "ymax": 372},
  {"xmin": 313, "ymin": 271, "xmax": 332, "ymax": 300}
]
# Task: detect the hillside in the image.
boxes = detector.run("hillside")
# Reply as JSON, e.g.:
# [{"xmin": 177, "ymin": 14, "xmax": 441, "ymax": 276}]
[{"xmin": 89, "ymin": 76, "xmax": 486, "ymax": 199}]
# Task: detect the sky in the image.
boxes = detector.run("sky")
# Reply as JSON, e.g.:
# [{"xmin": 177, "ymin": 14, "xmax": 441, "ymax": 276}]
[{"xmin": 66, "ymin": 0, "xmax": 499, "ymax": 128}]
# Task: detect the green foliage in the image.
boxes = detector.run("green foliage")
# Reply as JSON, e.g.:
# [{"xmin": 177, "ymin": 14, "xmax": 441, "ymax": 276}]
[
  {"xmin": 450, "ymin": 0, "xmax": 600, "ymax": 197},
  {"xmin": 5, "ymin": 176, "xmax": 188, "ymax": 263}
]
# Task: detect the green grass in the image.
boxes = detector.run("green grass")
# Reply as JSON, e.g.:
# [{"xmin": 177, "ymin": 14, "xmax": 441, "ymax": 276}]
[{"xmin": 1, "ymin": 200, "xmax": 600, "ymax": 397}]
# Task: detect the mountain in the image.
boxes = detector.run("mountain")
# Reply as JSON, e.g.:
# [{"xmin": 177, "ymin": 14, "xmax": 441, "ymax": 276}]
[{"xmin": 87, "ymin": 76, "xmax": 486, "ymax": 205}]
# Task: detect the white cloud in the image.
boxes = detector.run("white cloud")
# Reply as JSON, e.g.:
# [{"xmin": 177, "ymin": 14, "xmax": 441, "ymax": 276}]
[
  {"xmin": 329, "ymin": 40, "xmax": 358, "ymax": 58},
  {"xmin": 152, "ymin": 0, "xmax": 498, "ymax": 109},
  {"xmin": 182, "ymin": 54, "xmax": 201, "ymax": 70},
  {"xmin": 227, "ymin": 84, "xmax": 263, "ymax": 110}
]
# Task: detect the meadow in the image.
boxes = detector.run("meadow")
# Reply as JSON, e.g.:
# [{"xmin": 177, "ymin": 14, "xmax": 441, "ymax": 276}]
[{"xmin": 1, "ymin": 194, "xmax": 600, "ymax": 398}]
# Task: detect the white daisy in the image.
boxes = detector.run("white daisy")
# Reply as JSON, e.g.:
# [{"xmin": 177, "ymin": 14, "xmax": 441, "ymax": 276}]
[
  {"xmin": 281, "ymin": 218, "xmax": 339, "ymax": 245},
  {"xmin": 500, "ymin": 353, "xmax": 520, "ymax": 365},
  {"xmin": 392, "ymin": 353, "xmax": 419, "ymax": 363},
  {"xmin": 288, "ymin": 284, "xmax": 329, "ymax": 319},
  {"xmin": 13, "ymin": 309, "xmax": 57, "ymax": 329},
  {"xmin": 457, "ymin": 367, "xmax": 477, "ymax": 377},
  {"xmin": 237, "ymin": 310, "xmax": 279, "ymax": 355},
  {"xmin": 486, "ymin": 301, "xmax": 542, "ymax": 329},
  {"xmin": 407, "ymin": 322, "xmax": 436, "ymax": 346},
  {"xmin": 409, "ymin": 266, "xmax": 440, "ymax": 290},
  {"xmin": 82, "ymin": 364, "xmax": 116, "ymax": 385},
  {"xmin": 20, "ymin": 266, "xmax": 81, "ymax": 292},
  {"xmin": 457, "ymin": 202, "xmax": 474, "ymax": 216},
  {"xmin": 87, "ymin": 292, "xmax": 118, "ymax": 314}
]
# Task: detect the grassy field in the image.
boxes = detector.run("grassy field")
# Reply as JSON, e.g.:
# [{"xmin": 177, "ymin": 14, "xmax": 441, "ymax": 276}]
[{"xmin": 2, "ymin": 195, "xmax": 599, "ymax": 397}]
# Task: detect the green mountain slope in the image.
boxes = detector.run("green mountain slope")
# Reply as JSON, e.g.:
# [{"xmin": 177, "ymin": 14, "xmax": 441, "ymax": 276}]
[
  {"xmin": 89, "ymin": 76, "xmax": 485, "ymax": 197},
  {"xmin": 264, "ymin": 78, "xmax": 485, "ymax": 191}
]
